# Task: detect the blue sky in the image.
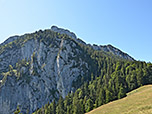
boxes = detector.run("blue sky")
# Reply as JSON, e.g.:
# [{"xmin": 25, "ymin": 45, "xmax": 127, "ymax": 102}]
[{"xmin": 0, "ymin": 0, "xmax": 152, "ymax": 62}]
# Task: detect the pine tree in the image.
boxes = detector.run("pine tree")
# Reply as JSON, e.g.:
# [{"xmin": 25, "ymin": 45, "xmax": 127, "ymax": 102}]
[
  {"xmin": 105, "ymin": 89, "xmax": 112, "ymax": 103},
  {"xmin": 14, "ymin": 106, "xmax": 21, "ymax": 114},
  {"xmin": 50, "ymin": 100, "xmax": 56, "ymax": 114},
  {"xmin": 85, "ymin": 98, "xmax": 93, "ymax": 112},
  {"xmin": 118, "ymin": 84, "xmax": 126, "ymax": 99},
  {"xmin": 56, "ymin": 96, "xmax": 65, "ymax": 114},
  {"xmin": 98, "ymin": 88, "xmax": 105, "ymax": 106},
  {"xmin": 73, "ymin": 92, "xmax": 84, "ymax": 114}
]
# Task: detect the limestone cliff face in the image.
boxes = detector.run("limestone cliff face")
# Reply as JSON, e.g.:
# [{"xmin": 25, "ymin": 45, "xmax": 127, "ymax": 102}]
[
  {"xmin": 0, "ymin": 28, "xmax": 89, "ymax": 114},
  {"xmin": 0, "ymin": 26, "xmax": 133, "ymax": 114}
]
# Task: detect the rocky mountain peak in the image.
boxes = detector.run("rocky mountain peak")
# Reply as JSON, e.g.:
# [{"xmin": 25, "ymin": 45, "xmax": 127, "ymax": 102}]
[
  {"xmin": 50, "ymin": 26, "xmax": 134, "ymax": 61},
  {"xmin": 51, "ymin": 25, "xmax": 77, "ymax": 39},
  {"xmin": 0, "ymin": 26, "xmax": 135, "ymax": 113}
]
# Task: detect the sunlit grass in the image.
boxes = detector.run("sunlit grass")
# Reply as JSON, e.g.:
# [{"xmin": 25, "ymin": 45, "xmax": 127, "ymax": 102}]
[{"xmin": 87, "ymin": 85, "xmax": 152, "ymax": 114}]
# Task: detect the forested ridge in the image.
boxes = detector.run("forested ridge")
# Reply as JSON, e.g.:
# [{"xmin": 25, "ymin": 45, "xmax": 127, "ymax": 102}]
[{"xmin": 31, "ymin": 42, "xmax": 152, "ymax": 114}]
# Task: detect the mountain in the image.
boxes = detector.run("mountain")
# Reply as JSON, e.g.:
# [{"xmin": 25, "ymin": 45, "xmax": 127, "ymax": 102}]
[
  {"xmin": 87, "ymin": 85, "xmax": 152, "ymax": 114},
  {"xmin": 0, "ymin": 26, "xmax": 151, "ymax": 114}
]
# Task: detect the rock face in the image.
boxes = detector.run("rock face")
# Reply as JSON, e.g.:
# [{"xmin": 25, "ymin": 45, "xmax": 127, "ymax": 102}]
[
  {"xmin": 51, "ymin": 26, "xmax": 77, "ymax": 39},
  {"xmin": 0, "ymin": 36, "xmax": 19, "ymax": 46},
  {"xmin": 0, "ymin": 28, "xmax": 88, "ymax": 114},
  {"xmin": 92, "ymin": 44, "xmax": 134, "ymax": 61},
  {"xmin": 0, "ymin": 26, "xmax": 133, "ymax": 114}
]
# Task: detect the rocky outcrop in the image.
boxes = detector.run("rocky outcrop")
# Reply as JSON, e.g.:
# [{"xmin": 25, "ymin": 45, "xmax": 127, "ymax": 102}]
[
  {"xmin": 91, "ymin": 44, "xmax": 134, "ymax": 61},
  {"xmin": 0, "ymin": 29, "xmax": 88, "ymax": 113},
  {"xmin": 51, "ymin": 26, "xmax": 77, "ymax": 39},
  {"xmin": 0, "ymin": 36, "xmax": 19, "ymax": 46},
  {"xmin": 100, "ymin": 44, "xmax": 134, "ymax": 60}
]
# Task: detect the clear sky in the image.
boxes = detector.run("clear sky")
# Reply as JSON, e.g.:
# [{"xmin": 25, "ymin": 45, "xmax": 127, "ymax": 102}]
[{"xmin": 0, "ymin": 0, "xmax": 152, "ymax": 62}]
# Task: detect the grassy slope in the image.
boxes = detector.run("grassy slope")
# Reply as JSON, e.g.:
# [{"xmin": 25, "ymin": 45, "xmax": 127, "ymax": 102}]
[{"xmin": 87, "ymin": 85, "xmax": 152, "ymax": 114}]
